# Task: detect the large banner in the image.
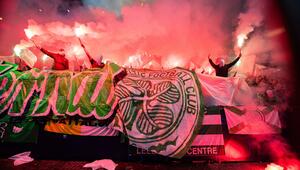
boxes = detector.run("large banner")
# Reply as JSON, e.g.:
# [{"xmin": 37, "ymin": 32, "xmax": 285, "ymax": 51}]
[
  {"xmin": 1, "ymin": 61, "xmax": 282, "ymax": 158},
  {"xmin": 198, "ymin": 74, "xmax": 254, "ymax": 106},
  {"xmin": 113, "ymin": 68, "xmax": 204, "ymax": 158},
  {"xmin": 0, "ymin": 63, "xmax": 123, "ymax": 120}
]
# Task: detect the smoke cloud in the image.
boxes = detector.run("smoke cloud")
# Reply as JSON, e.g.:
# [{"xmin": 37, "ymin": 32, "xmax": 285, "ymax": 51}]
[
  {"xmin": 0, "ymin": 0, "xmax": 246, "ymax": 68},
  {"xmin": 1, "ymin": 0, "xmax": 290, "ymax": 70}
]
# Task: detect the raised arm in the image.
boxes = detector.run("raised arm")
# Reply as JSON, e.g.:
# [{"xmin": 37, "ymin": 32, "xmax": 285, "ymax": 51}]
[
  {"xmin": 32, "ymin": 41, "xmax": 59, "ymax": 59},
  {"xmin": 226, "ymin": 52, "xmax": 241, "ymax": 68},
  {"xmin": 79, "ymin": 38, "xmax": 103, "ymax": 67},
  {"xmin": 39, "ymin": 48, "xmax": 60, "ymax": 60},
  {"xmin": 79, "ymin": 38, "xmax": 92, "ymax": 60},
  {"xmin": 208, "ymin": 55, "xmax": 218, "ymax": 69}
]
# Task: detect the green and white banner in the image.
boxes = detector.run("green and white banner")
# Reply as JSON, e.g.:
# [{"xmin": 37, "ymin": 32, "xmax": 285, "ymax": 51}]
[
  {"xmin": 114, "ymin": 68, "xmax": 204, "ymax": 158},
  {"xmin": 0, "ymin": 63, "xmax": 208, "ymax": 157},
  {"xmin": 0, "ymin": 62, "xmax": 123, "ymax": 120},
  {"xmin": 0, "ymin": 62, "xmax": 18, "ymax": 75}
]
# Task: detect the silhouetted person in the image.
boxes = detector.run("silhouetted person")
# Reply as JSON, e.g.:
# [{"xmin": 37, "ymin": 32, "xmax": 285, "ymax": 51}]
[
  {"xmin": 79, "ymin": 38, "xmax": 104, "ymax": 68},
  {"xmin": 208, "ymin": 52, "xmax": 241, "ymax": 77}
]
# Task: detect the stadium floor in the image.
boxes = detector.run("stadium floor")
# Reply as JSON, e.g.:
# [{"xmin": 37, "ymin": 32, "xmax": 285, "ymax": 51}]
[{"xmin": 0, "ymin": 159, "xmax": 269, "ymax": 170}]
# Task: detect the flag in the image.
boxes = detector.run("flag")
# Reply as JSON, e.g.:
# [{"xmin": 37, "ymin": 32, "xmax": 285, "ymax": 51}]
[
  {"xmin": 0, "ymin": 62, "xmax": 124, "ymax": 120},
  {"xmin": 114, "ymin": 68, "xmax": 204, "ymax": 158},
  {"xmin": 224, "ymin": 105, "xmax": 281, "ymax": 134},
  {"xmin": 197, "ymin": 74, "xmax": 255, "ymax": 106}
]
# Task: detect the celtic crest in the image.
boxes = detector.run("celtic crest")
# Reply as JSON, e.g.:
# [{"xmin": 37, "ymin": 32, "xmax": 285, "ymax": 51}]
[{"xmin": 115, "ymin": 78, "xmax": 181, "ymax": 138}]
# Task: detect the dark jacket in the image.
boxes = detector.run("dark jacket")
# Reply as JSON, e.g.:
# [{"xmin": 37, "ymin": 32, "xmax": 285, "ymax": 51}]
[{"xmin": 209, "ymin": 54, "xmax": 241, "ymax": 77}]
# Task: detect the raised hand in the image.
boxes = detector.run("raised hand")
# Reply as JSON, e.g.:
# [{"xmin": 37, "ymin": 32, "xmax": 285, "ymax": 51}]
[{"xmin": 208, "ymin": 54, "xmax": 211, "ymax": 59}]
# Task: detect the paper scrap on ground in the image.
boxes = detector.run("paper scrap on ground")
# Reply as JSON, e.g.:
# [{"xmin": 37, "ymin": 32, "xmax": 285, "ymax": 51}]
[
  {"xmin": 83, "ymin": 159, "xmax": 118, "ymax": 170},
  {"xmin": 8, "ymin": 151, "xmax": 34, "ymax": 166}
]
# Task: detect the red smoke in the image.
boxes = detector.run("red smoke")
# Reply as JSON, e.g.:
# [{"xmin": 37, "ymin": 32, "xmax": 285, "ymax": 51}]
[
  {"xmin": 0, "ymin": 0, "xmax": 242, "ymax": 68},
  {"xmin": 0, "ymin": 0, "xmax": 292, "ymax": 72},
  {"xmin": 254, "ymin": 135, "xmax": 300, "ymax": 169}
]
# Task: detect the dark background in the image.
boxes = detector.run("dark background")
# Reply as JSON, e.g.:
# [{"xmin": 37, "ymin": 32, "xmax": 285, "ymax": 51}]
[{"xmin": 277, "ymin": 0, "xmax": 300, "ymax": 157}]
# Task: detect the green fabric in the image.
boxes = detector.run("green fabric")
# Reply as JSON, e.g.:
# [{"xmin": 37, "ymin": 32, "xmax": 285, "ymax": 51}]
[
  {"xmin": 0, "ymin": 114, "xmax": 10, "ymax": 142},
  {"xmin": 0, "ymin": 63, "xmax": 122, "ymax": 120},
  {"xmin": 0, "ymin": 62, "xmax": 18, "ymax": 75},
  {"xmin": 3, "ymin": 117, "xmax": 39, "ymax": 143}
]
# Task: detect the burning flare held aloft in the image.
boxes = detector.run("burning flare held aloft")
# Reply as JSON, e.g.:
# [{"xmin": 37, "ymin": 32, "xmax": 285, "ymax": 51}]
[{"xmin": 237, "ymin": 34, "xmax": 247, "ymax": 48}]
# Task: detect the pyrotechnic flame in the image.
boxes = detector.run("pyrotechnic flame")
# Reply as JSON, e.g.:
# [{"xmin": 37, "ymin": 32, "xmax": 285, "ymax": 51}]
[
  {"xmin": 207, "ymin": 67, "xmax": 213, "ymax": 74},
  {"xmin": 265, "ymin": 163, "xmax": 284, "ymax": 170},
  {"xmin": 72, "ymin": 45, "xmax": 81, "ymax": 54},
  {"xmin": 74, "ymin": 25, "xmax": 88, "ymax": 37},
  {"xmin": 24, "ymin": 28, "xmax": 37, "ymax": 39},
  {"xmin": 172, "ymin": 60, "xmax": 180, "ymax": 67},
  {"xmin": 164, "ymin": 54, "xmax": 183, "ymax": 68},
  {"xmin": 237, "ymin": 34, "xmax": 247, "ymax": 48},
  {"xmin": 13, "ymin": 45, "xmax": 24, "ymax": 56},
  {"xmin": 42, "ymin": 54, "xmax": 48, "ymax": 61},
  {"xmin": 68, "ymin": 45, "xmax": 85, "ymax": 59},
  {"xmin": 125, "ymin": 54, "xmax": 142, "ymax": 67},
  {"xmin": 128, "ymin": 56, "xmax": 135, "ymax": 63}
]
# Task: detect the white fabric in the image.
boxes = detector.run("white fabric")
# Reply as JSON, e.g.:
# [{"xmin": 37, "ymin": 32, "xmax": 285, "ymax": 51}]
[
  {"xmin": 191, "ymin": 134, "xmax": 224, "ymax": 146},
  {"xmin": 202, "ymin": 115, "xmax": 221, "ymax": 125},
  {"xmin": 8, "ymin": 151, "xmax": 34, "ymax": 166},
  {"xmin": 19, "ymin": 49, "xmax": 37, "ymax": 68},
  {"xmin": 224, "ymin": 106, "xmax": 281, "ymax": 134},
  {"xmin": 197, "ymin": 74, "xmax": 255, "ymax": 106},
  {"xmin": 83, "ymin": 159, "xmax": 118, "ymax": 170}
]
